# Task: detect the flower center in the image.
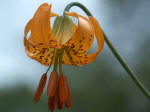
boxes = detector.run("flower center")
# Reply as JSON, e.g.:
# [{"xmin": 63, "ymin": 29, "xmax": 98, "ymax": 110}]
[{"xmin": 52, "ymin": 15, "xmax": 74, "ymax": 45}]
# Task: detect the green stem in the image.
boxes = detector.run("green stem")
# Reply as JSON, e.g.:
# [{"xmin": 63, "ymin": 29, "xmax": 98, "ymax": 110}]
[
  {"xmin": 64, "ymin": 2, "xmax": 150, "ymax": 100},
  {"xmin": 59, "ymin": 61, "xmax": 62, "ymax": 74},
  {"xmin": 58, "ymin": 49, "xmax": 64, "ymax": 74},
  {"xmin": 53, "ymin": 50, "xmax": 59, "ymax": 72},
  {"xmin": 63, "ymin": 2, "xmax": 92, "ymax": 16},
  {"xmin": 46, "ymin": 49, "xmax": 56, "ymax": 73}
]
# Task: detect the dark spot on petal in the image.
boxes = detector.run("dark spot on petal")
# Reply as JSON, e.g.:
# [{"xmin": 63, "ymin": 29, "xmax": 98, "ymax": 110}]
[
  {"xmin": 71, "ymin": 44, "xmax": 75, "ymax": 48},
  {"xmin": 84, "ymin": 60, "xmax": 87, "ymax": 62},
  {"xmin": 84, "ymin": 56, "xmax": 88, "ymax": 58},
  {"xmin": 40, "ymin": 56, "xmax": 44, "ymax": 59},
  {"xmin": 45, "ymin": 58, "xmax": 48, "ymax": 62},
  {"xmin": 39, "ymin": 43, "xmax": 43, "ymax": 46},
  {"xmin": 41, "ymin": 50, "xmax": 45, "ymax": 54},
  {"xmin": 78, "ymin": 48, "xmax": 83, "ymax": 51},
  {"xmin": 76, "ymin": 61, "xmax": 79, "ymax": 63}
]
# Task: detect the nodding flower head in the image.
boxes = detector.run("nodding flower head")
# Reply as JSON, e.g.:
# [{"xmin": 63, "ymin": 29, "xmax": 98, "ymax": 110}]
[{"xmin": 24, "ymin": 3, "xmax": 104, "ymax": 112}]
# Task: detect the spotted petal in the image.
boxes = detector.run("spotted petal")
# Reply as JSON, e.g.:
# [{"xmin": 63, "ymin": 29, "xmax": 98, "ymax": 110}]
[
  {"xmin": 24, "ymin": 20, "xmax": 55, "ymax": 66},
  {"xmin": 64, "ymin": 12, "xmax": 95, "ymax": 54},
  {"xmin": 30, "ymin": 3, "xmax": 61, "ymax": 48},
  {"xmin": 62, "ymin": 16, "xmax": 104, "ymax": 66}
]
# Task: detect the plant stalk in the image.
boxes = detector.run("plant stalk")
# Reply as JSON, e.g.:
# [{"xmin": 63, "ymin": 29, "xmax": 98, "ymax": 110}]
[{"xmin": 64, "ymin": 2, "xmax": 150, "ymax": 100}]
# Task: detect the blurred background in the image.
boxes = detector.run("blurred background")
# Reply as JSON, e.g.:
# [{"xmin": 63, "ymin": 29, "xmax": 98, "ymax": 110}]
[{"xmin": 0, "ymin": 0, "xmax": 150, "ymax": 112}]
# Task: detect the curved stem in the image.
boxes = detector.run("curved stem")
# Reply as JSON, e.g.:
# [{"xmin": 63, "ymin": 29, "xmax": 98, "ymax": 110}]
[
  {"xmin": 64, "ymin": 2, "xmax": 150, "ymax": 100},
  {"xmin": 64, "ymin": 2, "xmax": 92, "ymax": 16}
]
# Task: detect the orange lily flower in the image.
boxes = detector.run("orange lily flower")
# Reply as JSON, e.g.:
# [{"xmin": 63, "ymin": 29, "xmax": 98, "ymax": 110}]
[{"xmin": 24, "ymin": 3, "xmax": 104, "ymax": 112}]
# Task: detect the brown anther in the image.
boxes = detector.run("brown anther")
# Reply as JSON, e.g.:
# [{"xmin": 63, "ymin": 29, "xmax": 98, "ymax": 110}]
[
  {"xmin": 58, "ymin": 74, "xmax": 69, "ymax": 103},
  {"xmin": 65, "ymin": 83, "xmax": 72, "ymax": 108},
  {"xmin": 48, "ymin": 95, "xmax": 57, "ymax": 112},
  {"xmin": 47, "ymin": 72, "xmax": 59, "ymax": 97},
  {"xmin": 34, "ymin": 73, "xmax": 47, "ymax": 102},
  {"xmin": 56, "ymin": 90, "xmax": 63, "ymax": 110}
]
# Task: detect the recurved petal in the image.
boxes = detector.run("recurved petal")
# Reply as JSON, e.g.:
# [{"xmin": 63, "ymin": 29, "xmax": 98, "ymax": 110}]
[
  {"xmin": 62, "ymin": 24, "xmax": 104, "ymax": 66},
  {"xmin": 62, "ymin": 15, "xmax": 104, "ymax": 66},
  {"xmin": 30, "ymin": 3, "xmax": 61, "ymax": 48},
  {"xmin": 62, "ymin": 48, "xmax": 89, "ymax": 66},
  {"xmin": 24, "ymin": 36, "xmax": 55, "ymax": 66},
  {"xmin": 24, "ymin": 19, "xmax": 55, "ymax": 66},
  {"xmin": 87, "ymin": 16, "xmax": 104, "ymax": 60},
  {"xmin": 64, "ymin": 12, "xmax": 95, "ymax": 54}
]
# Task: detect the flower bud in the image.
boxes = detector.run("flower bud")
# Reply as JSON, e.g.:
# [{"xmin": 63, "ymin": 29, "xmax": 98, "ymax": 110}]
[{"xmin": 52, "ymin": 15, "xmax": 73, "ymax": 45}]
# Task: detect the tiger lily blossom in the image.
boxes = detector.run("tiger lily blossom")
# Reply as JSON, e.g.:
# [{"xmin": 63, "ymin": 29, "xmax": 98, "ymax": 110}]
[{"xmin": 24, "ymin": 3, "xmax": 104, "ymax": 112}]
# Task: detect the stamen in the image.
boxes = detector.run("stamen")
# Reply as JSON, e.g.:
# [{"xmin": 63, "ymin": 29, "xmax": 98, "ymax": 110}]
[
  {"xmin": 47, "ymin": 72, "xmax": 59, "ymax": 97},
  {"xmin": 34, "ymin": 73, "xmax": 47, "ymax": 102},
  {"xmin": 48, "ymin": 95, "xmax": 57, "ymax": 112},
  {"xmin": 65, "ymin": 83, "xmax": 72, "ymax": 108},
  {"xmin": 59, "ymin": 74, "xmax": 68, "ymax": 103},
  {"xmin": 56, "ymin": 90, "xmax": 63, "ymax": 110}
]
